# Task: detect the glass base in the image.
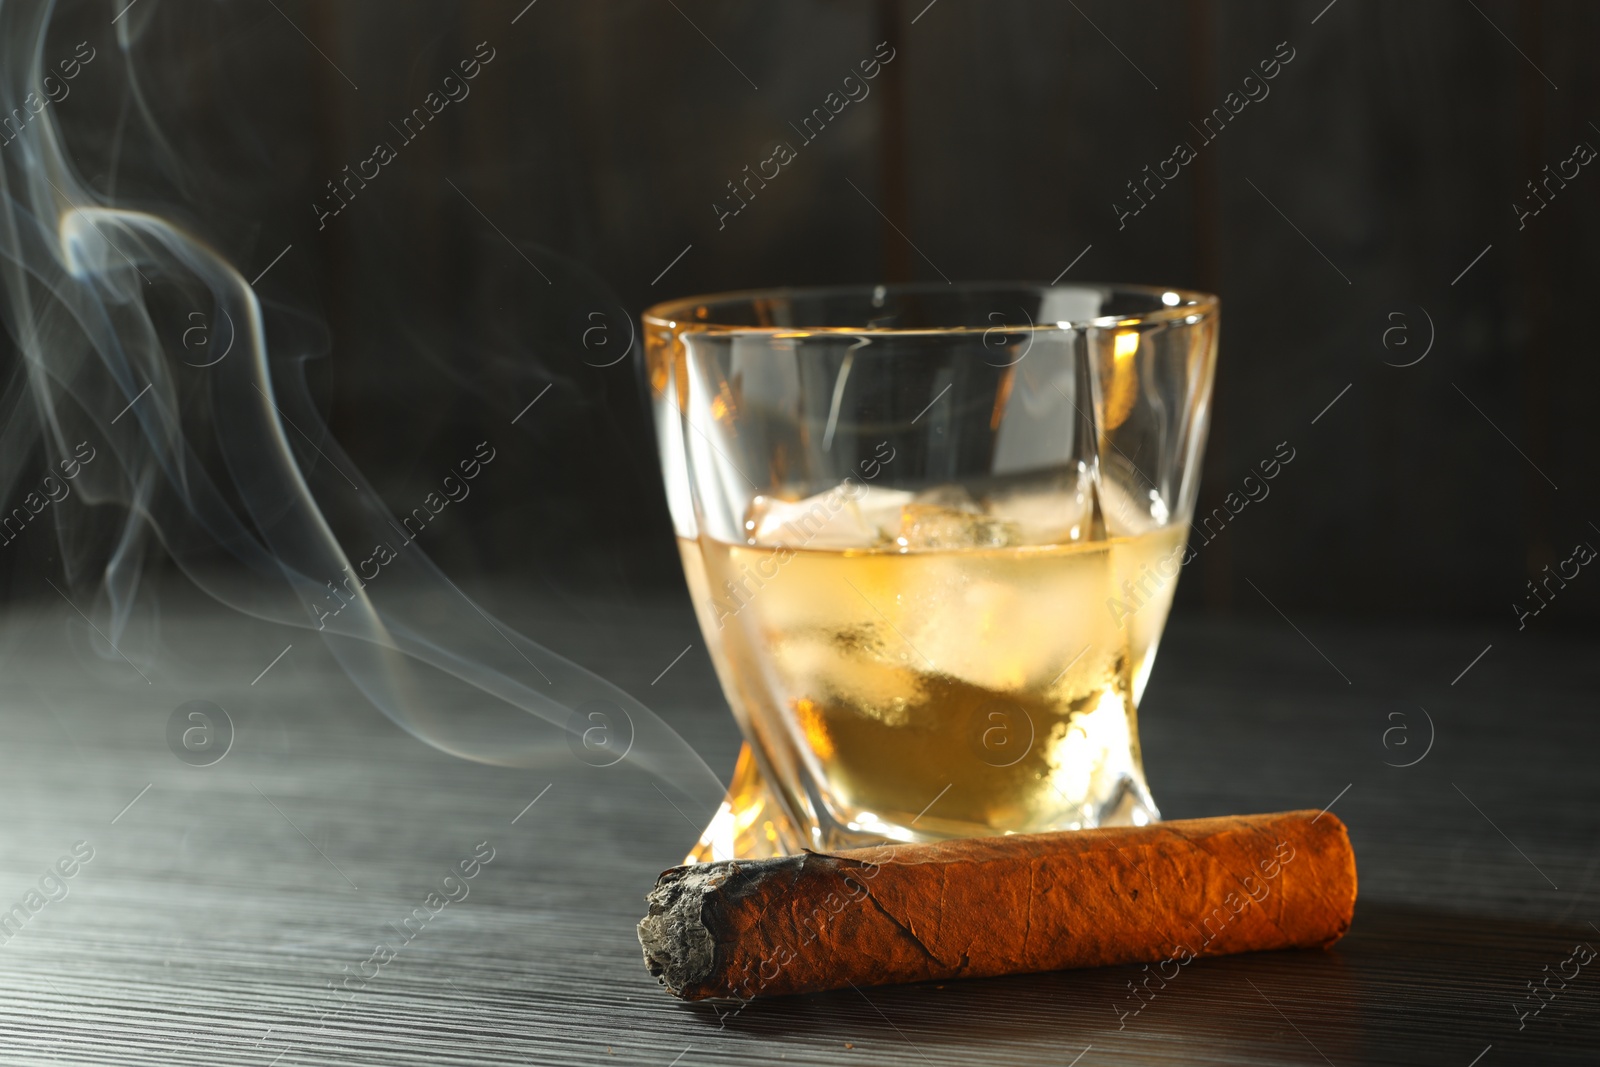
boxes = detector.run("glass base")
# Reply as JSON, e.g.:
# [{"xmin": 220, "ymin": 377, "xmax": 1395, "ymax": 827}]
[
  {"xmin": 685, "ymin": 743, "xmax": 807, "ymax": 863},
  {"xmin": 684, "ymin": 742, "xmax": 1160, "ymax": 864}
]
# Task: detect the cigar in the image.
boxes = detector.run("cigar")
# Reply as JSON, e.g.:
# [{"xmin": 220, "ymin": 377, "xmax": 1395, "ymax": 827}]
[{"xmin": 638, "ymin": 810, "xmax": 1356, "ymax": 1000}]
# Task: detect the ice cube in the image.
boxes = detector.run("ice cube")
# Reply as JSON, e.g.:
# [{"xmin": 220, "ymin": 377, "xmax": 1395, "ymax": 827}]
[
  {"xmin": 1098, "ymin": 478, "xmax": 1164, "ymax": 537},
  {"xmin": 909, "ymin": 484, "xmax": 980, "ymax": 511},
  {"xmin": 893, "ymin": 503, "xmax": 1020, "ymax": 550},
  {"xmin": 980, "ymin": 481, "xmax": 1094, "ymax": 545},
  {"xmin": 745, "ymin": 483, "xmax": 915, "ymax": 549}
]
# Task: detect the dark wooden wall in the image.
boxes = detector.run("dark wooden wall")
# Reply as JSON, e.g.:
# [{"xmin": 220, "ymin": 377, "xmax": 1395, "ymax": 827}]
[{"xmin": 16, "ymin": 0, "xmax": 1600, "ymax": 629}]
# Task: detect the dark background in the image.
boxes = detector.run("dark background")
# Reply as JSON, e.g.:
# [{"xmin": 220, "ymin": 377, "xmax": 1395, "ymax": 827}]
[
  {"xmin": 13, "ymin": 0, "xmax": 1600, "ymax": 629},
  {"xmin": 2, "ymin": 9, "xmax": 1597, "ymax": 1063}
]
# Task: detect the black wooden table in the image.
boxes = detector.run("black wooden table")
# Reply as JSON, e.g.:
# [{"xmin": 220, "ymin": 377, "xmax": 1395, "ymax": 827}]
[{"xmin": 1, "ymin": 589, "xmax": 1594, "ymax": 1066}]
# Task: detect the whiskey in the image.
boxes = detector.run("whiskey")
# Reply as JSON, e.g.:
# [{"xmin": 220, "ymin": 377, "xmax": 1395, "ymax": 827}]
[{"xmin": 680, "ymin": 522, "xmax": 1185, "ymax": 848}]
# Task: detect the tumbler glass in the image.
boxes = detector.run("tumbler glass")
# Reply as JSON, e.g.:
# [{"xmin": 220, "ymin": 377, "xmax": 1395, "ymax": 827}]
[{"xmin": 643, "ymin": 283, "xmax": 1219, "ymax": 862}]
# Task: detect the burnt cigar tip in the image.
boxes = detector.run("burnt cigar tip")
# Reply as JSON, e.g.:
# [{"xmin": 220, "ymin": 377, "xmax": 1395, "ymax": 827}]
[
  {"xmin": 637, "ymin": 864, "xmax": 722, "ymax": 997},
  {"xmin": 639, "ymin": 855, "xmax": 811, "ymax": 999}
]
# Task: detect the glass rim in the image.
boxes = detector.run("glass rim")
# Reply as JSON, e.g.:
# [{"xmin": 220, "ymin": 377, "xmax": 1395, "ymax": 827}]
[{"xmin": 642, "ymin": 280, "xmax": 1219, "ymax": 335}]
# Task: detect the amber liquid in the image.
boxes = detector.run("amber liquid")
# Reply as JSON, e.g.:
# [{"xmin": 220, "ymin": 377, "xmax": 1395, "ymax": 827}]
[{"xmin": 679, "ymin": 527, "xmax": 1184, "ymax": 843}]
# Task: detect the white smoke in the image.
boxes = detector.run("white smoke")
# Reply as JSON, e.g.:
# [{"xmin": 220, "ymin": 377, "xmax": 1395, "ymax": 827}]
[{"xmin": 0, "ymin": 0, "xmax": 722, "ymax": 803}]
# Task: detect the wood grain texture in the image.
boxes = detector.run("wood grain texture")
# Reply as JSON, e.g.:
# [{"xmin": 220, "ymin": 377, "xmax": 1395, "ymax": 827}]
[{"xmin": 0, "ymin": 589, "xmax": 1594, "ymax": 1065}]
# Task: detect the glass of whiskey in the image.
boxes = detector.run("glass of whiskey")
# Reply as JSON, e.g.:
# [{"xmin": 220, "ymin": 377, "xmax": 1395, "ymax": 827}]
[{"xmin": 643, "ymin": 283, "xmax": 1219, "ymax": 862}]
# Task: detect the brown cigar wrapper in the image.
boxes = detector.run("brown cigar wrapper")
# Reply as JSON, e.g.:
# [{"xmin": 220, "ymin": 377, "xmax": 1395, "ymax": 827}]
[{"xmin": 638, "ymin": 810, "xmax": 1356, "ymax": 1000}]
